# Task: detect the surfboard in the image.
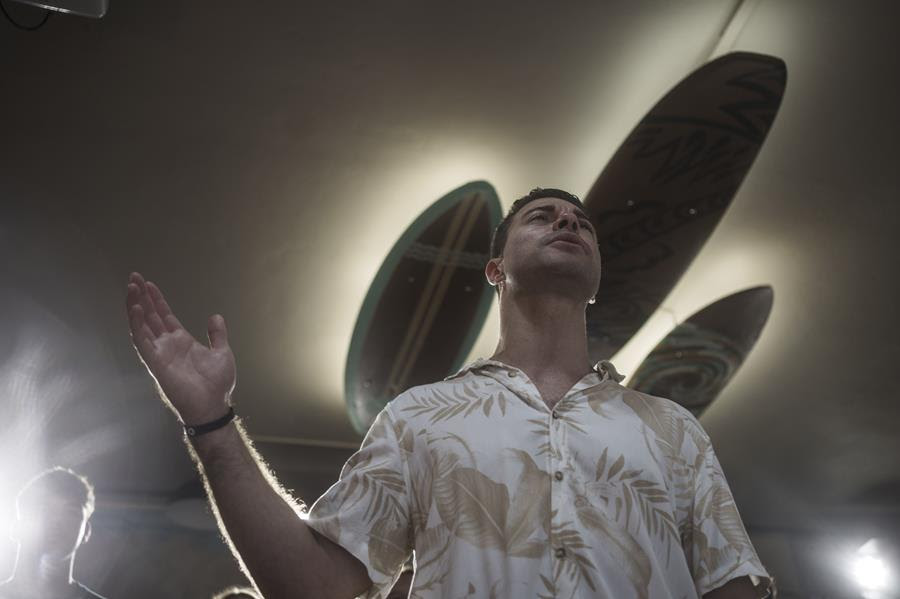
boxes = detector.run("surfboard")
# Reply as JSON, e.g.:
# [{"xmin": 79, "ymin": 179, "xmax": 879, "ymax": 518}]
[
  {"xmin": 344, "ymin": 181, "xmax": 502, "ymax": 434},
  {"xmin": 628, "ymin": 285, "xmax": 774, "ymax": 416},
  {"xmin": 583, "ymin": 52, "xmax": 786, "ymax": 361}
]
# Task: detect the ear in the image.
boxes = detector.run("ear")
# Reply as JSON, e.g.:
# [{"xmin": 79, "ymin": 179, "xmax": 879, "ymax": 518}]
[{"xmin": 484, "ymin": 258, "xmax": 504, "ymax": 287}]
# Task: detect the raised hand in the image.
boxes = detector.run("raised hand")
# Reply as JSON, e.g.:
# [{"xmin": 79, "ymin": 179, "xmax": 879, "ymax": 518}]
[{"xmin": 126, "ymin": 272, "xmax": 236, "ymax": 425}]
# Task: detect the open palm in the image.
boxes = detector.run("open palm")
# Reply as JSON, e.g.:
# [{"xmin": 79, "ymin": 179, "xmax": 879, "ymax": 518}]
[{"xmin": 127, "ymin": 272, "xmax": 236, "ymax": 424}]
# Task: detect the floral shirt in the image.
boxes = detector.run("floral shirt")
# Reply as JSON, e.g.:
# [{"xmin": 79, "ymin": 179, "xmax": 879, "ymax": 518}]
[{"xmin": 306, "ymin": 359, "xmax": 767, "ymax": 598}]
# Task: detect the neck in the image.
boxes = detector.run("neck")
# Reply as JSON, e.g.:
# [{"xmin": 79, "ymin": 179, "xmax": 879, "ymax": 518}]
[
  {"xmin": 9, "ymin": 546, "xmax": 77, "ymax": 594},
  {"xmin": 491, "ymin": 288, "xmax": 592, "ymax": 382}
]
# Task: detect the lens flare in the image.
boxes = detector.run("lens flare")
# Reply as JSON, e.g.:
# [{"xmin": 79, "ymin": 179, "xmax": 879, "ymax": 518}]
[
  {"xmin": 853, "ymin": 555, "xmax": 889, "ymax": 591},
  {"xmin": 850, "ymin": 539, "xmax": 895, "ymax": 598}
]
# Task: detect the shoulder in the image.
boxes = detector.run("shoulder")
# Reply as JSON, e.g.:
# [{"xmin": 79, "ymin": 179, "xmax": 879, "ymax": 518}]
[
  {"xmin": 387, "ymin": 370, "xmax": 487, "ymax": 411},
  {"xmin": 615, "ymin": 384, "xmax": 711, "ymax": 447}
]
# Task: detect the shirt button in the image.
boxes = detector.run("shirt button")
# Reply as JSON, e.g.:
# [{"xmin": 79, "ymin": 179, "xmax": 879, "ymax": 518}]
[
  {"xmin": 551, "ymin": 411, "xmax": 559, "ymax": 419},
  {"xmin": 555, "ymin": 547, "xmax": 566, "ymax": 559},
  {"xmin": 507, "ymin": 370, "xmax": 518, "ymax": 378},
  {"xmin": 554, "ymin": 471, "xmax": 564, "ymax": 481}
]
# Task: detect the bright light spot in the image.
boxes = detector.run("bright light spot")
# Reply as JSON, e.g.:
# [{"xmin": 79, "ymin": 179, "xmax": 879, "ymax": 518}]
[
  {"xmin": 853, "ymin": 555, "xmax": 890, "ymax": 591},
  {"xmin": 849, "ymin": 539, "xmax": 895, "ymax": 598}
]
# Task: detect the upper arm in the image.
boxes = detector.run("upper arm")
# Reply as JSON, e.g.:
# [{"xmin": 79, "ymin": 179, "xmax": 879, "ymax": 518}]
[
  {"xmin": 683, "ymin": 420, "xmax": 769, "ymax": 595},
  {"xmin": 702, "ymin": 575, "xmax": 762, "ymax": 599},
  {"xmin": 310, "ymin": 528, "xmax": 373, "ymax": 598},
  {"xmin": 304, "ymin": 407, "xmax": 414, "ymax": 597}
]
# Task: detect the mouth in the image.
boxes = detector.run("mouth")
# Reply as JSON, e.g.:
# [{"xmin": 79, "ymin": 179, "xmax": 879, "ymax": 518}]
[{"xmin": 546, "ymin": 232, "xmax": 589, "ymax": 253}]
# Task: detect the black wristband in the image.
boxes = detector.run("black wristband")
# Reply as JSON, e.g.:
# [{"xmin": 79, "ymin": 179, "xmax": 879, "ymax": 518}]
[{"xmin": 184, "ymin": 407, "xmax": 235, "ymax": 438}]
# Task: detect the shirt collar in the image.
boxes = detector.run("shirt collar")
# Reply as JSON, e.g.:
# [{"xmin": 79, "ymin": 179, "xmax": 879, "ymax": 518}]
[{"xmin": 446, "ymin": 358, "xmax": 625, "ymax": 384}]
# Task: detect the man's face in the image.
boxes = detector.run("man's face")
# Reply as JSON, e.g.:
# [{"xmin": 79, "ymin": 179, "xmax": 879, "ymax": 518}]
[
  {"xmin": 15, "ymin": 495, "xmax": 89, "ymax": 558},
  {"xmin": 491, "ymin": 197, "xmax": 601, "ymax": 299}
]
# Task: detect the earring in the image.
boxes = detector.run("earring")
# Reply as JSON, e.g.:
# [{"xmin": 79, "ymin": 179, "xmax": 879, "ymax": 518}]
[{"xmin": 588, "ymin": 296, "xmax": 596, "ymax": 305}]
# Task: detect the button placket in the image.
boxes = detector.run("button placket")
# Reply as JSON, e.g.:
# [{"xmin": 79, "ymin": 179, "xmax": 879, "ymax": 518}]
[{"xmin": 548, "ymin": 395, "xmax": 566, "ymax": 566}]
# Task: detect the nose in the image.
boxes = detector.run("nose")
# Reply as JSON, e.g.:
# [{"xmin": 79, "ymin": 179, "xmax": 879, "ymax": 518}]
[{"xmin": 554, "ymin": 209, "xmax": 580, "ymax": 232}]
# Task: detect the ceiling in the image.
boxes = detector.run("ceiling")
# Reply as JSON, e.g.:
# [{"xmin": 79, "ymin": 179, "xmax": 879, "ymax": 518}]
[{"xmin": 1, "ymin": 0, "xmax": 899, "ymax": 596}]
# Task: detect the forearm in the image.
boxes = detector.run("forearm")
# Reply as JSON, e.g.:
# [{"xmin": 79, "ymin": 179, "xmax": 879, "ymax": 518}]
[
  {"xmin": 188, "ymin": 420, "xmax": 370, "ymax": 599},
  {"xmin": 125, "ymin": 276, "xmax": 370, "ymax": 596}
]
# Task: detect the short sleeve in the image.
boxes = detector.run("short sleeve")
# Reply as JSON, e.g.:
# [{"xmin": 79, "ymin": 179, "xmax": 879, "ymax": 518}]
[
  {"xmin": 305, "ymin": 407, "xmax": 413, "ymax": 599},
  {"xmin": 687, "ymin": 433, "xmax": 769, "ymax": 596}
]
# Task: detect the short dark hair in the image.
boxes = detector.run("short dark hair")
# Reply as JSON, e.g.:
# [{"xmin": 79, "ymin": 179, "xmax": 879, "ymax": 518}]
[
  {"xmin": 16, "ymin": 467, "xmax": 95, "ymax": 518},
  {"xmin": 489, "ymin": 187, "xmax": 586, "ymax": 259},
  {"xmin": 212, "ymin": 587, "xmax": 261, "ymax": 599}
]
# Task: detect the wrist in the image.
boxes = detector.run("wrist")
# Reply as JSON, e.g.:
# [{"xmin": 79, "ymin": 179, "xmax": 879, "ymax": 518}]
[
  {"xmin": 188, "ymin": 419, "xmax": 252, "ymax": 472},
  {"xmin": 176, "ymin": 398, "xmax": 232, "ymax": 427},
  {"xmin": 184, "ymin": 407, "xmax": 236, "ymax": 439}
]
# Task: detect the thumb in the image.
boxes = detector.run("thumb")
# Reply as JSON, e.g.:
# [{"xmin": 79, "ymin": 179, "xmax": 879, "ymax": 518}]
[{"xmin": 207, "ymin": 314, "xmax": 229, "ymax": 349}]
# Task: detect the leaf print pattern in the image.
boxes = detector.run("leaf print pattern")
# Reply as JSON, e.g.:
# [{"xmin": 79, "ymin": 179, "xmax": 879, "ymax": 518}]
[
  {"xmin": 585, "ymin": 387, "xmax": 613, "ymax": 418},
  {"xmin": 336, "ymin": 461, "xmax": 405, "ymax": 524},
  {"xmin": 401, "ymin": 383, "xmax": 509, "ymax": 424},
  {"xmin": 434, "ymin": 466, "xmax": 510, "ymax": 550},
  {"xmin": 574, "ymin": 498, "xmax": 650, "ymax": 599},
  {"xmin": 624, "ymin": 390, "xmax": 702, "ymax": 523},
  {"xmin": 622, "ymin": 389, "xmax": 686, "ymax": 462},
  {"xmin": 551, "ymin": 516, "xmax": 597, "ymax": 593},
  {"xmin": 304, "ymin": 362, "xmax": 767, "ymax": 598},
  {"xmin": 553, "ymin": 401, "xmax": 589, "ymax": 434},
  {"xmin": 504, "ymin": 450, "xmax": 551, "ymax": 557},
  {"xmin": 626, "ymin": 480, "xmax": 678, "ymax": 547},
  {"xmin": 527, "ymin": 417, "xmax": 554, "ymax": 457},
  {"xmin": 537, "ymin": 572, "xmax": 558, "ymax": 599},
  {"xmin": 369, "ymin": 517, "xmax": 410, "ymax": 576},
  {"xmin": 432, "ymin": 449, "xmax": 552, "ymax": 559},
  {"xmin": 332, "ymin": 419, "xmax": 407, "ymax": 526},
  {"xmin": 691, "ymin": 449, "xmax": 759, "ymax": 587},
  {"xmin": 392, "ymin": 417, "xmax": 416, "ymax": 454},
  {"xmin": 592, "ymin": 448, "xmax": 679, "ymax": 554}
]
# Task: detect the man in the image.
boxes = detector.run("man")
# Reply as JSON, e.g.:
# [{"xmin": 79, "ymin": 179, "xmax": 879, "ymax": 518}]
[
  {"xmin": 126, "ymin": 188, "xmax": 769, "ymax": 598},
  {"xmin": 0, "ymin": 467, "xmax": 107, "ymax": 598}
]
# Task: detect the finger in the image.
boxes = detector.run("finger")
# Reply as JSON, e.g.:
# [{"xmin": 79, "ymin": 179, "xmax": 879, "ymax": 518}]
[
  {"xmin": 128, "ymin": 304, "xmax": 159, "ymax": 361},
  {"xmin": 129, "ymin": 271, "xmax": 146, "ymax": 288},
  {"xmin": 127, "ymin": 293, "xmax": 150, "ymax": 338},
  {"xmin": 207, "ymin": 314, "xmax": 229, "ymax": 350},
  {"xmin": 147, "ymin": 281, "xmax": 184, "ymax": 333},
  {"xmin": 126, "ymin": 282, "xmax": 144, "ymax": 328},
  {"xmin": 139, "ymin": 280, "xmax": 167, "ymax": 337},
  {"xmin": 128, "ymin": 304, "xmax": 156, "ymax": 345}
]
